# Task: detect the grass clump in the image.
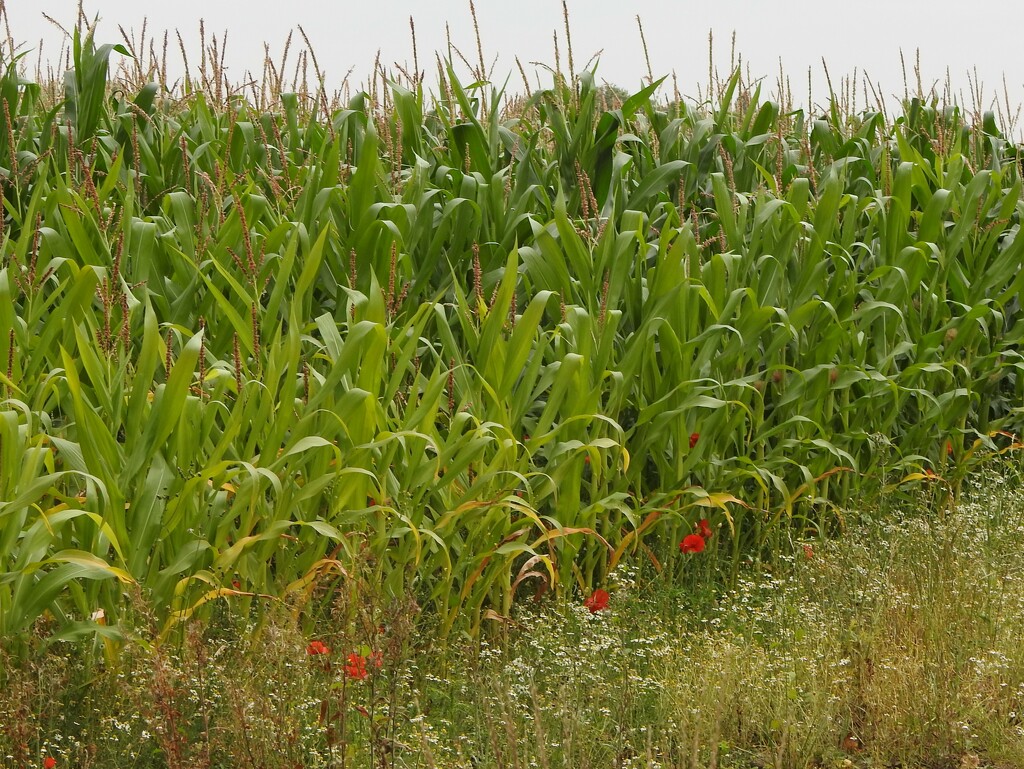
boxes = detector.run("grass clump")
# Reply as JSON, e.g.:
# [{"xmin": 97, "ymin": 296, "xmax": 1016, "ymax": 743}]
[{"xmin": 4, "ymin": 474, "xmax": 1024, "ymax": 768}]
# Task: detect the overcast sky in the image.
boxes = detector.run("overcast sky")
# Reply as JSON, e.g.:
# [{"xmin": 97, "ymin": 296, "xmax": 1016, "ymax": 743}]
[{"xmin": 6, "ymin": 1, "xmax": 1024, "ymax": 132}]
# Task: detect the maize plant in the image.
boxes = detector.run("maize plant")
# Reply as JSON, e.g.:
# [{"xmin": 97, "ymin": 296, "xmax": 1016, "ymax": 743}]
[{"xmin": 1, "ymin": 23, "xmax": 1023, "ymax": 649}]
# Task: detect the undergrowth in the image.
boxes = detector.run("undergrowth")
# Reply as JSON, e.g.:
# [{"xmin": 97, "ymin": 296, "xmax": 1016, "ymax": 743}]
[{"xmin": 4, "ymin": 471, "xmax": 1024, "ymax": 769}]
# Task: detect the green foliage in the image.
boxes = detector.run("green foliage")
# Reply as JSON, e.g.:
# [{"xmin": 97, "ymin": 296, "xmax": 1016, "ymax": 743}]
[{"xmin": 1, "ymin": 32, "xmax": 1023, "ymax": 646}]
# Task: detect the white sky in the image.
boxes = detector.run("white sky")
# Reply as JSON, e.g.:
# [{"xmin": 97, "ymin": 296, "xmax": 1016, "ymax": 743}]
[{"xmin": 5, "ymin": 1, "xmax": 1024, "ymax": 132}]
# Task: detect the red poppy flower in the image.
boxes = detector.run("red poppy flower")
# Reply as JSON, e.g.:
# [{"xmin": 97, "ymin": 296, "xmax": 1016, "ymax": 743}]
[
  {"xmin": 583, "ymin": 588, "xmax": 609, "ymax": 613},
  {"xmin": 44, "ymin": 758, "xmax": 56, "ymax": 769},
  {"xmin": 306, "ymin": 640, "xmax": 330, "ymax": 656},
  {"xmin": 689, "ymin": 432, "xmax": 700, "ymax": 449},
  {"xmin": 803, "ymin": 544, "xmax": 814, "ymax": 560},
  {"xmin": 344, "ymin": 653, "xmax": 369, "ymax": 680},
  {"xmin": 370, "ymin": 650, "xmax": 384, "ymax": 669},
  {"xmin": 679, "ymin": 534, "xmax": 705, "ymax": 554},
  {"xmin": 945, "ymin": 439, "xmax": 953, "ymax": 456},
  {"xmin": 697, "ymin": 518, "xmax": 714, "ymax": 539}
]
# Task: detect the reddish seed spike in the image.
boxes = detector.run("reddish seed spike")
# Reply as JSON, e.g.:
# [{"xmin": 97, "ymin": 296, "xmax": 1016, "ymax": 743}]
[
  {"xmin": 180, "ymin": 134, "xmax": 190, "ymax": 183},
  {"xmin": 120, "ymin": 290, "xmax": 131, "ymax": 351},
  {"xmin": 111, "ymin": 232, "xmax": 124, "ymax": 287},
  {"xmin": 7, "ymin": 250, "xmax": 25, "ymax": 296},
  {"xmin": 575, "ymin": 161, "xmax": 589, "ymax": 220},
  {"xmin": 472, "ymin": 243, "xmax": 482, "ymax": 305},
  {"xmin": 251, "ymin": 301, "xmax": 260, "ymax": 363},
  {"xmin": 226, "ymin": 246, "xmax": 247, "ymax": 274},
  {"xmin": 3, "ymin": 100, "xmax": 15, "ymax": 182},
  {"xmin": 100, "ymin": 278, "xmax": 112, "ymax": 356},
  {"xmin": 387, "ymin": 242, "xmax": 397, "ymax": 316},
  {"xmin": 165, "ymin": 329, "xmax": 174, "ymax": 378},
  {"xmin": 29, "ymin": 213, "xmax": 42, "ymax": 286},
  {"xmin": 131, "ymin": 117, "xmax": 142, "ymax": 202},
  {"xmin": 234, "ymin": 193, "xmax": 256, "ymax": 279},
  {"xmin": 395, "ymin": 282, "xmax": 409, "ymax": 313},
  {"xmin": 233, "ymin": 333, "xmax": 243, "ymax": 394},
  {"xmin": 269, "ymin": 115, "xmax": 290, "ymax": 185},
  {"xmin": 6, "ymin": 328, "xmax": 14, "ymax": 387},
  {"xmin": 775, "ymin": 121, "xmax": 785, "ymax": 194},
  {"xmin": 579, "ymin": 165, "xmax": 598, "ymax": 221}
]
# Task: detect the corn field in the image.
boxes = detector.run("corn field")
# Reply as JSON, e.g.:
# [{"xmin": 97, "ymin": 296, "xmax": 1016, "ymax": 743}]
[{"xmin": 1, "ymin": 22, "xmax": 1023, "ymax": 647}]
